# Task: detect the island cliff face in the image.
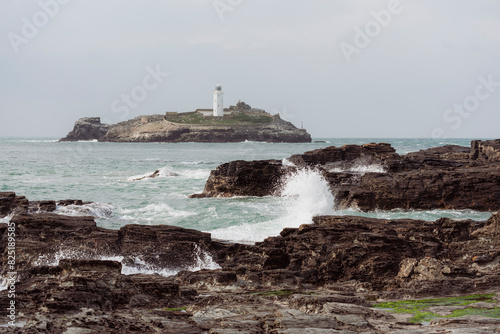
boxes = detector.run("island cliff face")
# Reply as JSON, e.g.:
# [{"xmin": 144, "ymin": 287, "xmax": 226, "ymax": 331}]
[
  {"xmin": 58, "ymin": 117, "xmax": 111, "ymax": 142},
  {"xmin": 59, "ymin": 114, "xmax": 312, "ymax": 143}
]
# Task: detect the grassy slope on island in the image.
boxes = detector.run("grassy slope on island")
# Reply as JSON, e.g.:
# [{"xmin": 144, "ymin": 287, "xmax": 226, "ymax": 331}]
[{"xmin": 168, "ymin": 112, "xmax": 273, "ymax": 126}]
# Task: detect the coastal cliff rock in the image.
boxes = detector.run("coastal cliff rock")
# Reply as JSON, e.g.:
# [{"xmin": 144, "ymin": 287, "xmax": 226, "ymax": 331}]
[
  {"xmin": 2, "ymin": 192, "xmax": 500, "ymax": 333},
  {"xmin": 60, "ymin": 114, "xmax": 312, "ymax": 143},
  {"xmin": 193, "ymin": 140, "xmax": 500, "ymax": 211},
  {"xmin": 59, "ymin": 117, "xmax": 110, "ymax": 142}
]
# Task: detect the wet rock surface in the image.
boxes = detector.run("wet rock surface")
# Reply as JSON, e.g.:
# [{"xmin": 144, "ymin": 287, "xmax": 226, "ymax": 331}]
[
  {"xmin": 190, "ymin": 160, "xmax": 287, "ymax": 198},
  {"xmin": 193, "ymin": 140, "xmax": 500, "ymax": 211},
  {"xmin": 1, "ymin": 193, "xmax": 500, "ymax": 333}
]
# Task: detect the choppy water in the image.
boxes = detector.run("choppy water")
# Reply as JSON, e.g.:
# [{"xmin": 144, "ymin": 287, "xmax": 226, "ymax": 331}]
[{"xmin": 0, "ymin": 138, "xmax": 493, "ymax": 245}]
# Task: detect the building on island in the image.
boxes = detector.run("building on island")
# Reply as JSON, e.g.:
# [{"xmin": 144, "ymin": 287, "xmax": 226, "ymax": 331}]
[{"xmin": 165, "ymin": 83, "xmax": 270, "ymax": 120}]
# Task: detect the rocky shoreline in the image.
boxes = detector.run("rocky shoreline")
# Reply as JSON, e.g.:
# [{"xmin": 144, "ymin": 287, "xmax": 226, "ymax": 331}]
[
  {"xmin": 192, "ymin": 139, "xmax": 500, "ymax": 212},
  {"xmin": 59, "ymin": 115, "xmax": 311, "ymax": 143},
  {"xmin": 2, "ymin": 140, "xmax": 500, "ymax": 333},
  {"xmin": 1, "ymin": 191, "xmax": 500, "ymax": 333}
]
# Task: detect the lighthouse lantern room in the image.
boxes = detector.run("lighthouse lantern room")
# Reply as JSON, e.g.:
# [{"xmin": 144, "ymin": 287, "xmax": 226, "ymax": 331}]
[{"xmin": 213, "ymin": 83, "xmax": 224, "ymax": 117}]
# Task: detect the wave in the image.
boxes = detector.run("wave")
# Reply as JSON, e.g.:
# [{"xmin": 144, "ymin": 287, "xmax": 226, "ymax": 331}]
[
  {"xmin": 0, "ymin": 213, "xmax": 13, "ymax": 224},
  {"xmin": 33, "ymin": 245, "xmax": 220, "ymax": 278},
  {"xmin": 210, "ymin": 168, "xmax": 335, "ymax": 243},
  {"xmin": 350, "ymin": 208, "xmax": 492, "ymax": 222},
  {"xmin": 127, "ymin": 166, "xmax": 179, "ymax": 181},
  {"xmin": 55, "ymin": 203, "xmax": 114, "ymax": 219},
  {"xmin": 128, "ymin": 166, "xmax": 210, "ymax": 181},
  {"xmin": 74, "ymin": 139, "xmax": 98, "ymax": 143},
  {"xmin": 328, "ymin": 164, "xmax": 386, "ymax": 174},
  {"xmin": 282, "ymin": 158, "xmax": 296, "ymax": 167},
  {"xmin": 20, "ymin": 139, "xmax": 58, "ymax": 143},
  {"xmin": 118, "ymin": 203, "xmax": 196, "ymax": 221},
  {"xmin": 180, "ymin": 161, "xmax": 215, "ymax": 165}
]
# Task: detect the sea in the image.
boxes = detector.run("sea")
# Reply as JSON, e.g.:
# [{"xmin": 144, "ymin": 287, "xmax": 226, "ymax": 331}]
[{"xmin": 0, "ymin": 138, "xmax": 494, "ymax": 279}]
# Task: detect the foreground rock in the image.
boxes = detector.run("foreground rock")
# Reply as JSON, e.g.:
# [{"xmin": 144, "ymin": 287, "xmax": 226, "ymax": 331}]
[
  {"xmin": 193, "ymin": 140, "xmax": 500, "ymax": 211},
  {"xmin": 0, "ymin": 192, "xmax": 90, "ymax": 218},
  {"xmin": 1, "ymin": 193, "xmax": 500, "ymax": 332},
  {"xmin": 60, "ymin": 114, "xmax": 312, "ymax": 143}
]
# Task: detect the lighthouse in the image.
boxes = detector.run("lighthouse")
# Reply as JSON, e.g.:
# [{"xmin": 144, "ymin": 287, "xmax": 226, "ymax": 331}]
[{"xmin": 213, "ymin": 83, "xmax": 224, "ymax": 117}]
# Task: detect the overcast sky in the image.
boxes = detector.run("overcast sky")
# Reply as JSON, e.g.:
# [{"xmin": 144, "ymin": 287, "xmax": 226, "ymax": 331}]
[{"xmin": 1, "ymin": 0, "xmax": 499, "ymax": 138}]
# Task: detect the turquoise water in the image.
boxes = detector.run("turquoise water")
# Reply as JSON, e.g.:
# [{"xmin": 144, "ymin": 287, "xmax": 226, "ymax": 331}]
[{"xmin": 0, "ymin": 138, "xmax": 493, "ymax": 243}]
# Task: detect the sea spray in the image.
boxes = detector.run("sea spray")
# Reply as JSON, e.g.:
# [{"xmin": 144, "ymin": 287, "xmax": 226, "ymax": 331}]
[
  {"xmin": 0, "ymin": 213, "xmax": 14, "ymax": 225},
  {"xmin": 210, "ymin": 168, "xmax": 335, "ymax": 243},
  {"xmin": 55, "ymin": 203, "xmax": 114, "ymax": 219},
  {"xmin": 328, "ymin": 163, "xmax": 386, "ymax": 174},
  {"xmin": 127, "ymin": 165, "xmax": 210, "ymax": 181},
  {"xmin": 32, "ymin": 246, "xmax": 220, "ymax": 278},
  {"xmin": 118, "ymin": 202, "xmax": 196, "ymax": 222}
]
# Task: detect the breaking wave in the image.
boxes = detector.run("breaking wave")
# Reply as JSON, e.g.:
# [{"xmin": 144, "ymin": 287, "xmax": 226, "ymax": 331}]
[
  {"xmin": 0, "ymin": 213, "xmax": 13, "ymax": 224},
  {"xmin": 328, "ymin": 164, "xmax": 386, "ymax": 174},
  {"xmin": 55, "ymin": 203, "xmax": 114, "ymax": 218},
  {"xmin": 118, "ymin": 203, "xmax": 196, "ymax": 221},
  {"xmin": 33, "ymin": 245, "xmax": 220, "ymax": 278},
  {"xmin": 210, "ymin": 168, "xmax": 335, "ymax": 243},
  {"xmin": 128, "ymin": 166, "xmax": 210, "ymax": 181}
]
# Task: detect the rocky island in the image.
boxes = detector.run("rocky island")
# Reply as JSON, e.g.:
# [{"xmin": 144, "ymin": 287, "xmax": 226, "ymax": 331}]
[{"xmin": 59, "ymin": 102, "xmax": 311, "ymax": 143}]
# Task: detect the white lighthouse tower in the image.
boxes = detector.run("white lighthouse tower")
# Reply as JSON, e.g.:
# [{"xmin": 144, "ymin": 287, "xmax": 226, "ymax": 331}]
[{"xmin": 213, "ymin": 83, "xmax": 224, "ymax": 117}]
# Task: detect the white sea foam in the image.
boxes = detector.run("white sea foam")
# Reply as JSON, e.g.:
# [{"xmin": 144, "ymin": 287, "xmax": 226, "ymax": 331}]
[
  {"xmin": 33, "ymin": 246, "xmax": 220, "ymax": 278},
  {"xmin": 127, "ymin": 166, "xmax": 179, "ymax": 181},
  {"xmin": 119, "ymin": 203, "xmax": 196, "ymax": 221},
  {"xmin": 0, "ymin": 213, "xmax": 13, "ymax": 224},
  {"xmin": 177, "ymin": 168, "xmax": 211, "ymax": 179},
  {"xmin": 328, "ymin": 164, "xmax": 386, "ymax": 174},
  {"xmin": 0, "ymin": 277, "xmax": 9, "ymax": 291},
  {"xmin": 210, "ymin": 168, "xmax": 335, "ymax": 243},
  {"xmin": 20, "ymin": 139, "xmax": 58, "ymax": 143},
  {"xmin": 128, "ymin": 166, "xmax": 210, "ymax": 181},
  {"xmin": 180, "ymin": 161, "xmax": 214, "ymax": 165},
  {"xmin": 282, "ymin": 158, "xmax": 296, "ymax": 167},
  {"xmin": 55, "ymin": 203, "xmax": 114, "ymax": 218}
]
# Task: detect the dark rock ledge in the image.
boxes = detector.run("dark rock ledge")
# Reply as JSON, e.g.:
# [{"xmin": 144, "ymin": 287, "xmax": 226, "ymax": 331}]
[
  {"xmin": 192, "ymin": 140, "xmax": 500, "ymax": 212},
  {"xmin": 1, "ymin": 192, "xmax": 500, "ymax": 333}
]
